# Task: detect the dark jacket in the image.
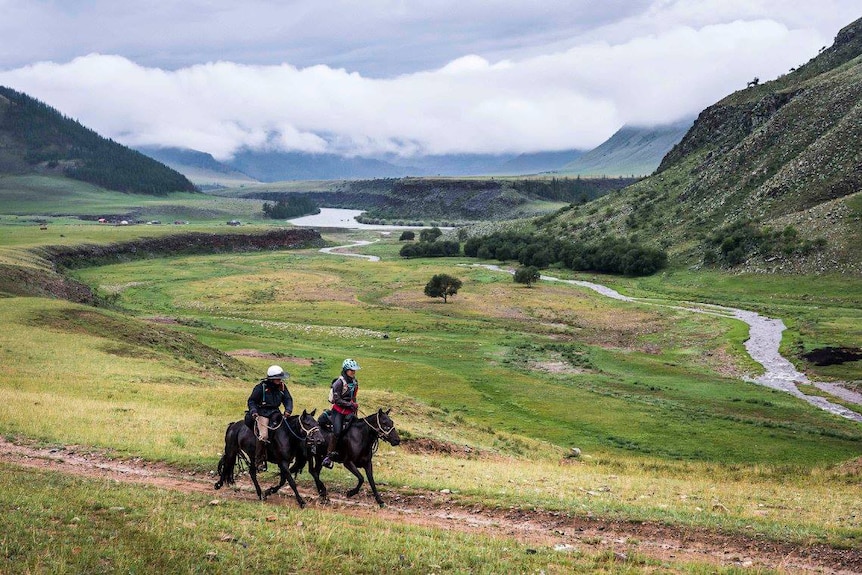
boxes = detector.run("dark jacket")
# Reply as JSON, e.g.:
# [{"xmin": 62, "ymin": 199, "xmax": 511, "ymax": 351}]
[
  {"xmin": 331, "ymin": 373, "xmax": 358, "ymax": 415},
  {"xmin": 247, "ymin": 379, "xmax": 293, "ymax": 418}
]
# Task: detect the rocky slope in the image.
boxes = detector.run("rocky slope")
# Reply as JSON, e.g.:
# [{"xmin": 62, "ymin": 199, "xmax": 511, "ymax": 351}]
[{"xmin": 540, "ymin": 17, "xmax": 862, "ymax": 274}]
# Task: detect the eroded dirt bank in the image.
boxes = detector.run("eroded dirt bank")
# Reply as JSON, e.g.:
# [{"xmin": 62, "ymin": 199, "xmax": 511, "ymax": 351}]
[{"xmin": 1, "ymin": 437, "xmax": 859, "ymax": 574}]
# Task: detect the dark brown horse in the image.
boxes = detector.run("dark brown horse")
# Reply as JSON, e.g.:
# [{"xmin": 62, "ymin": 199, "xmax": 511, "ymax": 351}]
[
  {"xmin": 292, "ymin": 408, "xmax": 401, "ymax": 507},
  {"xmin": 214, "ymin": 409, "xmax": 325, "ymax": 506}
]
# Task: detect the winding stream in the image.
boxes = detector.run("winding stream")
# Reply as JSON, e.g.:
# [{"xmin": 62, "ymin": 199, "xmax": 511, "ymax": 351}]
[{"xmin": 319, "ymin": 245, "xmax": 861, "ymax": 422}]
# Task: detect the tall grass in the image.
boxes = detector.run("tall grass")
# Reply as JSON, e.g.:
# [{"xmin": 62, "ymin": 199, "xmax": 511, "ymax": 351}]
[{"xmin": 0, "ymin": 217, "xmax": 860, "ymax": 567}]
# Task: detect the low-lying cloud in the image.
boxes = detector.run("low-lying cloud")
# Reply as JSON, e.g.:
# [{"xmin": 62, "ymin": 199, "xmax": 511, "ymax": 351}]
[{"xmin": 0, "ymin": 17, "xmax": 833, "ymax": 158}]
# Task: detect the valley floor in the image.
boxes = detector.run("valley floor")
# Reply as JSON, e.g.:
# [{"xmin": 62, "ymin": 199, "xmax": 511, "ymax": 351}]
[{"xmin": 2, "ymin": 436, "xmax": 859, "ymax": 574}]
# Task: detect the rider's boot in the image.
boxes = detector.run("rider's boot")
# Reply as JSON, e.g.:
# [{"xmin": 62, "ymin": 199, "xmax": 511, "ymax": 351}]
[
  {"xmin": 255, "ymin": 439, "xmax": 268, "ymax": 472},
  {"xmin": 321, "ymin": 435, "xmax": 338, "ymax": 468}
]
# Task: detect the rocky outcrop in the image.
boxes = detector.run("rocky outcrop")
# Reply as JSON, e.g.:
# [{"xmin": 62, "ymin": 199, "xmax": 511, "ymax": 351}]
[
  {"xmin": 0, "ymin": 228, "xmax": 323, "ymax": 303},
  {"xmin": 41, "ymin": 228, "xmax": 323, "ymax": 270}
]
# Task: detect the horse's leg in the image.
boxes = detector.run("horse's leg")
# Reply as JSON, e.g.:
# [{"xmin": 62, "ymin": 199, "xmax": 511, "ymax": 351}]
[
  {"xmin": 364, "ymin": 459, "xmax": 385, "ymax": 507},
  {"xmin": 343, "ymin": 460, "xmax": 364, "ymax": 498},
  {"xmin": 214, "ymin": 423, "xmax": 240, "ymax": 489},
  {"xmin": 308, "ymin": 455, "xmax": 328, "ymax": 501},
  {"xmin": 289, "ymin": 452, "xmax": 306, "ymax": 478},
  {"xmin": 267, "ymin": 459, "xmax": 306, "ymax": 508},
  {"xmin": 245, "ymin": 446, "xmax": 265, "ymax": 500}
]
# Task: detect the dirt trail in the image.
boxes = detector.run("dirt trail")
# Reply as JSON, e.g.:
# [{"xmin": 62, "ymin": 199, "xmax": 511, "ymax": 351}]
[{"xmin": 1, "ymin": 437, "xmax": 859, "ymax": 574}]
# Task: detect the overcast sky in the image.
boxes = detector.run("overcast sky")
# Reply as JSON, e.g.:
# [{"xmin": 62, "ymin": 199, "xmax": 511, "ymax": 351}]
[{"xmin": 0, "ymin": 1, "xmax": 858, "ymax": 159}]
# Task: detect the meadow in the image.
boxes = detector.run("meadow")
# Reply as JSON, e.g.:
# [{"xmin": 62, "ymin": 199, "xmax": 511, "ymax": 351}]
[{"xmin": 0, "ymin": 188, "xmax": 860, "ymax": 573}]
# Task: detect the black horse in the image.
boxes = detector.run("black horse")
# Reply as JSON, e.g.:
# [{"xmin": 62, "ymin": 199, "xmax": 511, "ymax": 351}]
[
  {"xmin": 293, "ymin": 408, "xmax": 401, "ymax": 507},
  {"xmin": 214, "ymin": 409, "xmax": 325, "ymax": 506}
]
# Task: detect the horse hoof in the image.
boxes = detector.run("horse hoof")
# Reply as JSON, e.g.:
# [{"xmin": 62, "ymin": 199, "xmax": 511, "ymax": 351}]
[
  {"xmin": 377, "ymin": 501, "xmax": 385, "ymax": 508},
  {"xmin": 298, "ymin": 500, "xmax": 306, "ymax": 509},
  {"xmin": 214, "ymin": 482, "xmax": 222, "ymax": 490}
]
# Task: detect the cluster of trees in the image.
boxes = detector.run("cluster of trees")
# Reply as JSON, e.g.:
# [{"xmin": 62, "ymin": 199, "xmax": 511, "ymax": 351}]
[
  {"xmin": 262, "ymin": 195, "xmax": 320, "ymax": 219},
  {"xmin": 1, "ymin": 87, "xmax": 196, "ymax": 196},
  {"xmin": 399, "ymin": 240, "xmax": 460, "ymax": 258},
  {"xmin": 464, "ymin": 232, "xmax": 667, "ymax": 276},
  {"xmin": 702, "ymin": 220, "xmax": 827, "ymax": 266},
  {"xmin": 399, "ymin": 227, "xmax": 461, "ymax": 258}
]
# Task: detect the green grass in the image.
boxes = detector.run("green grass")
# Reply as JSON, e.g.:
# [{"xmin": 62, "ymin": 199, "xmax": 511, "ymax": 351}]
[
  {"xmin": 1, "ymin": 198, "xmax": 860, "ymax": 569},
  {"xmin": 0, "ymin": 174, "xmax": 269, "ymax": 222},
  {"xmin": 574, "ymin": 269, "xmax": 862, "ymax": 382},
  {"xmin": 0, "ymin": 464, "xmax": 617, "ymax": 575},
  {"xmin": 57, "ymin": 246, "xmax": 861, "ymax": 466}
]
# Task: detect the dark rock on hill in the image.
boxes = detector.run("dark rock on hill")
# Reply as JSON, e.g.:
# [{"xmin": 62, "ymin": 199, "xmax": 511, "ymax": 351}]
[{"xmin": 0, "ymin": 86, "xmax": 196, "ymax": 195}]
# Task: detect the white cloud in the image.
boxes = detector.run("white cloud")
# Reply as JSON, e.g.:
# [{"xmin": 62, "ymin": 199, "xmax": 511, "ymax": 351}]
[{"xmin": 0, "ymin": 1, "xmax": 856, "ymax": 157}]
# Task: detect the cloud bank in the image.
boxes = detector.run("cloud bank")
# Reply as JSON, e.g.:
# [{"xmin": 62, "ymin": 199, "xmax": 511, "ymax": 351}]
[{"xmin": 0, "ymin": 1, "xmax": 856, "ymax": 158}]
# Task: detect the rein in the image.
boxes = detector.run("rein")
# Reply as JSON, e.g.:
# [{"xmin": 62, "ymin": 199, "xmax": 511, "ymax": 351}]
[
  {"xmin": 360, "ymin": 410, "xmax": 396, "ymax": 442},
  {"xmin": 282, "ymin": 415, "xmax": 321, "ymax": 442}
]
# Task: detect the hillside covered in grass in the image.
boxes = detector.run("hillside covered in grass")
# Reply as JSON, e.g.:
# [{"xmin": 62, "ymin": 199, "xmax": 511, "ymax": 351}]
[
  {"xmin": 537, "ymin": 16, "xmax": 862, "ymax": 274},
  {"xmin": 0, "ymin": 86, "xmax": 196, "ymax": 195}
]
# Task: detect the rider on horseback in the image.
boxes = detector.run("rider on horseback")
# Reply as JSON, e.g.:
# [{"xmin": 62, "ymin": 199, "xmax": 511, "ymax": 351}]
[
  {"xmin": 248, "ymin": 365, "xmax": 293, "ymax": 472},
  {"xmin": 322, "ymin": 358, "xmax": 360, "ymax": 468}
]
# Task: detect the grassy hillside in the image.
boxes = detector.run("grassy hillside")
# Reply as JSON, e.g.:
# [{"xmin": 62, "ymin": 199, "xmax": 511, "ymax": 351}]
[
  {"xmin": 537, "ymin": 17, "xmax": 862, "ymax": 275},
  {"xmin": 0, "ymin": 86, "xmax": 196, "ymax": 195}
]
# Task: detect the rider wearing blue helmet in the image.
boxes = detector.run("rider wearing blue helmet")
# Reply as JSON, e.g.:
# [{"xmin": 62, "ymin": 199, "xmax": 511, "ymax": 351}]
[{"xmin": 322, "ymin": 358, "xmax": 360, "ymax": 468}]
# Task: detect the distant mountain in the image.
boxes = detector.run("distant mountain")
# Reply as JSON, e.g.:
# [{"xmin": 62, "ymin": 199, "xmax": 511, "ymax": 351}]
[
  {"xmin": 495, "ymin": 149, "xmax": 584, "ymax": 175},
  {"xmin": 228, "ymin": 149, "xmax": 413, "ymax": 181},
  {"xmin": 151, "ymin": 147, "xmax": 589, "ymax": 181},
  {"xmin": 136, "ymin": 146, "xmax": 258, "ymax": 186},
  {"xmin": 0, "ymin": 86, "xmax": 196, "ymax": 195},
  {"xmin": 557, "ymin": 119, "xmax": 693, "ymax": 177},
  {"xmin": 538, "ymin": 16, "xmax": 862, "ymax": 274},
  {"xmin": 381, "ymin": 153, "xmax": 518, "ymax": 176}
]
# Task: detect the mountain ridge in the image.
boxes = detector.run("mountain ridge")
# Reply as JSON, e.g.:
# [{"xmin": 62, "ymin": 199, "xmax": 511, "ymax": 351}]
[
  {"xmin": 0, "ymin": 86, "xmax": 196, "ymax": 196},
  {"xmin": 538, "ymin": 16, "xmax": 862, "ymax": 274}
]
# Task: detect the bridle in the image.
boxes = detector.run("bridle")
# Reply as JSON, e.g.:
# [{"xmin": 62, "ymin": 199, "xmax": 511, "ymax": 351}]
[
  {"xmin": 282, "ymin": 414, "xmax": 321, "ymax": 443},
  {"xmin": 362, "ymin": 411, "xmax": 397, "ymax": 443}
]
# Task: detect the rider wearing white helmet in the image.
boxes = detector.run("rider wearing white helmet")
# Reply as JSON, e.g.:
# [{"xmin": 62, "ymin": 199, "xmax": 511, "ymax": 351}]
[
  {"xmin": 322, "ymin": 358, "xmax": 360, "ymax": 468},
  {"xmin": 247, "ymin": 365, "xmax": 293, "ymax": 471}
]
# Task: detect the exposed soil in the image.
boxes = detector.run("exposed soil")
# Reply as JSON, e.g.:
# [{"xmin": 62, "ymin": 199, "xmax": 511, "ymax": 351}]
[
  {"xmin": 802, "ymin": 347, "xmax": 862, "ymax": 366},
  {"xmin": 1, "ymin": 437, "xmax": 859, "ymax": 574},
  {"xmin": 226, "ymin": 350, "xmax": 314, "ymax": 365}
]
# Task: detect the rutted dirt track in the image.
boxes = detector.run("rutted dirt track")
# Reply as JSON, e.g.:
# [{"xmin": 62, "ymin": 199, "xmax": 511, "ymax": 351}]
[{"xmin": 2, "ymin": 438, "xmax": 860, "ymax": 574}]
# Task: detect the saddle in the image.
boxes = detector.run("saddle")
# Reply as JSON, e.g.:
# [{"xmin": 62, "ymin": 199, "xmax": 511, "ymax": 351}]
[{"xmin": 318, "ymin": 410, "xmax": 355, "ymax": 434}]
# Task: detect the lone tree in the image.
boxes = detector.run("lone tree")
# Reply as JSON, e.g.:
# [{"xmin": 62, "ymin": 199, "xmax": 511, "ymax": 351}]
[
  {"xmin": 513, "ymin": 265, "xmax": 541, "ymax": 287},
  {"xmin": 424, "ymin": 273, "xmax": 462, "ymax": 303},
  {"xmin": 399, "ymin": 230, "xmax": 415, "ymax": 241}
]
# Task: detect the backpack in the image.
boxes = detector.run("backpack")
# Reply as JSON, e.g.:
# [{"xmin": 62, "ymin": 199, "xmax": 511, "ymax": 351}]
[{"xmin": 327, "ymin": 377, "xmax": 338, "ymax": 404}]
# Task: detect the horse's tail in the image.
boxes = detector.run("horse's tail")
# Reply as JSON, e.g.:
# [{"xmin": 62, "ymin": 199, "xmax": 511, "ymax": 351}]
[{"xmin": 214, "ymin": 422, "xmax": 241, "ymax": 489}]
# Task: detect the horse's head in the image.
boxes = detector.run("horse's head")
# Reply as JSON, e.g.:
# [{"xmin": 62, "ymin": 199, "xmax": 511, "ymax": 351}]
[
  {"xmin": 299, "ymin": 409, "xmax": 326, "ymax": 452},
  {"xmin": 375, "ymin": 408, "xmax": 401, "ymax": 446}
]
